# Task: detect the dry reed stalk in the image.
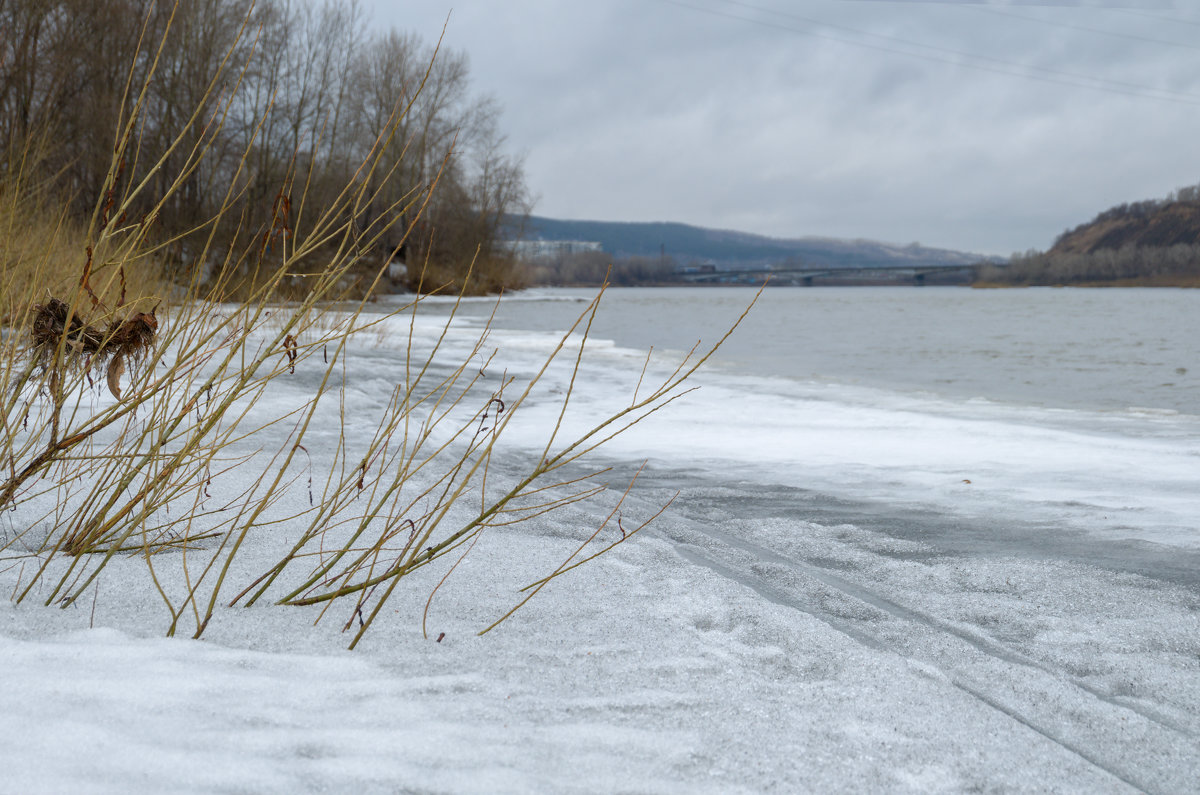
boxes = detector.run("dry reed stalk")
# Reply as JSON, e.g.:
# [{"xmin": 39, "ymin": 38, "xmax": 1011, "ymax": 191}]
[{"xmin": 0, "ymin": 6, "xmax": 759, "ymax": 648}]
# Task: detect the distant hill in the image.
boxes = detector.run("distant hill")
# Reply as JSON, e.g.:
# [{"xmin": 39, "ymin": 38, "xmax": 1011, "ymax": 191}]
[
  {"xmin": 1051, "ymin": 195, "xmax": 1200, "ymax": 255},
  {"xmin": 509, "ymin": 216, "xmax": 995, "ymax": 270},
  {"xmin": 987, "ymin": 183, "xmax": 1200, "ymax": 286}
]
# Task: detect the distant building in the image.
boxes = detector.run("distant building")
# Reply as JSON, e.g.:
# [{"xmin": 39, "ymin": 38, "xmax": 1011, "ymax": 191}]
[{"xmin": 505, "ymin": 239, "xmax": 603, "ymax": 261}]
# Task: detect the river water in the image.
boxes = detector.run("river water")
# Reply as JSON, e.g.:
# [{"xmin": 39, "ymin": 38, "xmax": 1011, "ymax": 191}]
[
  {"xmin": 386, "ymin": 285, "xmax": 1200, "ymax": 582},
  {"xmin": 419, "ymin": 285, "xmax": 1200, "ymax": 415}
]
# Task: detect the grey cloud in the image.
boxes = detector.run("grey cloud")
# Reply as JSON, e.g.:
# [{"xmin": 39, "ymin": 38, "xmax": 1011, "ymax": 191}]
[
  {"xmin": 370, "ymin": 0, "xmax": 1200, "ymax": 255},
  {"xmin": 856, "ymin": 1, "xmax": 1175, "ymax": 7}
]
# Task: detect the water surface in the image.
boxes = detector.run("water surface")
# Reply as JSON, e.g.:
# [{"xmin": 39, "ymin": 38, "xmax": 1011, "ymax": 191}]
[{"xmin": 417, "ymin": 286, "xmax": 1200, "ymax": 415}]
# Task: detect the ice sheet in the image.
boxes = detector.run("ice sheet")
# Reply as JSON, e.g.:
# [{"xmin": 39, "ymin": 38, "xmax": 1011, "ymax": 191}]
[{"xmin": 2, "ymin": 302, "xmax": 1197, "ymax": 793}]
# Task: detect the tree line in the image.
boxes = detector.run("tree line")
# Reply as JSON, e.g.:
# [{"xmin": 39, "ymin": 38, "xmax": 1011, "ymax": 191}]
[
  {"xmin": 524, "ymin": 251, "xmax": 684, "ymax": 286},
  {"xmin": 0, "ymin": 0, "xmax": 530, "ymax": 294},
  {"xmin": 981, "ymin": 244, "xmax": 1200, "ymax": 286}
]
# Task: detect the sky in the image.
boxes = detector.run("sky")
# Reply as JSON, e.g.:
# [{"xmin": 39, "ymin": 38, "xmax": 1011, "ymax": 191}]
[{"xmin": 367, "ymin": 0, "xmax": 1200, "ymax": 255}]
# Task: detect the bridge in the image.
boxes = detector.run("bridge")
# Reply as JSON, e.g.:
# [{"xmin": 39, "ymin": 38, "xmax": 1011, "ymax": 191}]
[{"xmin": 679, "ymin": 263, "xmax": 984, "ymax": 286}]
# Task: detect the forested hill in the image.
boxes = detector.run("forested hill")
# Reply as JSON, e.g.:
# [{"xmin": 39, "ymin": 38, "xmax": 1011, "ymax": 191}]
[
  {"xmin": 1051, "ymin": 193, "xmax": 1200, "ymax": 255},
  {"xmin": 513, "ymin": 216, "xmax": 991, "ymax": 269},
  {"xmin": 988, "ymin": 183, "xmax": 1200, "ymax": 286}
]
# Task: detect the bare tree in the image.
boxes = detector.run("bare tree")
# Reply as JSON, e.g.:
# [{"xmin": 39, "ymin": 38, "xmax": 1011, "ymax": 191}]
[{"xmin": 0, "ymin": 0, "xmax": 531, "ymax": 293}]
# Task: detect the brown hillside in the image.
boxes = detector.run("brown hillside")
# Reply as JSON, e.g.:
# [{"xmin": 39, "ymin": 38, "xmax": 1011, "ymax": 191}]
[
  {"xmin": 983, "ymin": 186, "xmax": 1200, "ymax": 286},
  {"xmin": 1052, "ymin": 200, "xmax": 1200, "ymax": 255}
]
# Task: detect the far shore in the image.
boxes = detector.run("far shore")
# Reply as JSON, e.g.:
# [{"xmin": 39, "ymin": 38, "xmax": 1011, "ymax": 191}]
[{"xmin": 972, "ymin": 275, "xmax": 1200, "ymax": 289}]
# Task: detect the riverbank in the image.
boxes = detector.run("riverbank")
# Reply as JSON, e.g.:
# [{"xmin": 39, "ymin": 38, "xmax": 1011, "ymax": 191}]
[{"xmin": 975, "ymin": 274, "xmax": 1200, "ymax": 288}]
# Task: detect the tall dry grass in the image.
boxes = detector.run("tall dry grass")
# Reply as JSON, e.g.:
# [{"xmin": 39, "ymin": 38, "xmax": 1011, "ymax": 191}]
[
  {"xmin": 0, "ymin": 11, "xmax": 755, "ymax": 648},
  {"xmin": 0, "ymin": 169, "xmax": 163, "ymax": 325}
]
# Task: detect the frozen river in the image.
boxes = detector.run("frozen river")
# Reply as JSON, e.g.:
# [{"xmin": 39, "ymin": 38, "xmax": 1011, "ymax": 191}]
[
  {"xmin": 399, "ymin": 285, "xmax": 1200, "ymax": 791},
  {"xmin": 3, "ymin": 285, "xmax": 1197, "ymax": 793}
]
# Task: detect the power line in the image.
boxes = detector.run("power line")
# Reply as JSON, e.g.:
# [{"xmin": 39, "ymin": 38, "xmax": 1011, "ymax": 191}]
[
  {"xmin": 716, "ymin": 0, "xmax": 1200, "ymax": 102},
  {"xmin": 655, "ymin": 0, "xmax": 1200, "ymax": 107},
  {"xmin": 1112, "ymin": 8, "xmax": 1200, "ymax": 29},
  {"xmin": 969, "ymin": 5, "xmax": 1200, "ymax": 53},
  {"xmin": 725, "ymin": 0, "xmax": 1200, "ymax": 101}
]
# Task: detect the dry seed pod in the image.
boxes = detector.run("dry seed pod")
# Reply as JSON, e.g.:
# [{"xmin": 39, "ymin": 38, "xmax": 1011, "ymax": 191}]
[{"xmin": 106, "ymin": 353, "xmax": 126, "ymax": 400}]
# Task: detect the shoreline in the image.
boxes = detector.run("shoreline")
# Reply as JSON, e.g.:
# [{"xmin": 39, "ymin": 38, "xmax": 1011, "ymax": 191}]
[{"xmin": 973, "ymin": 275, "xmax": 1200, "ymax": 289}]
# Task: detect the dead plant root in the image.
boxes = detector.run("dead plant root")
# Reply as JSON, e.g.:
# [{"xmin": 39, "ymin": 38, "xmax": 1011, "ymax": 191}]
[{"xmin": 31, "ymin": 297, "xmax": 158, "ymax": 400}]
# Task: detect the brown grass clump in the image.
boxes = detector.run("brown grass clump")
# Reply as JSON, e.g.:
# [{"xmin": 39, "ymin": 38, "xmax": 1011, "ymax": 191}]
[{"xmin": 30, "ymin": 297, "xmax": 158, "ymax": 400}]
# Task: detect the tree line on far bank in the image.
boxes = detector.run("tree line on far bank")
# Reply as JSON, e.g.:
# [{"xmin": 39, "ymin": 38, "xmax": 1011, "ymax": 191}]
[
  {"xmin": 524, "ymin": 251, "xmax": 681, "ymax": 286},
  {"xmin": 1, "ymin": 0, "xmax": 530, "ymax": 296},
  {"xmin": 980, "ymin": 244, "xmax": 1200, "ymax": 287}
]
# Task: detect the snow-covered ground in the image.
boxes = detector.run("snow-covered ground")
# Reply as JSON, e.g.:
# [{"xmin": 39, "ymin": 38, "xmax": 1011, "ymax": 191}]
[{"xmin": 2, "ymin": 298, "xmax": 1198, "ymax": 793}]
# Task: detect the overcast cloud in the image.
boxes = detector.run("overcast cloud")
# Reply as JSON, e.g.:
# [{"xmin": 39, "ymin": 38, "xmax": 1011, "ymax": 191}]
[{"xmin": 367, "ymin": 1, "xmax": 1200, "ymax": 255}]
